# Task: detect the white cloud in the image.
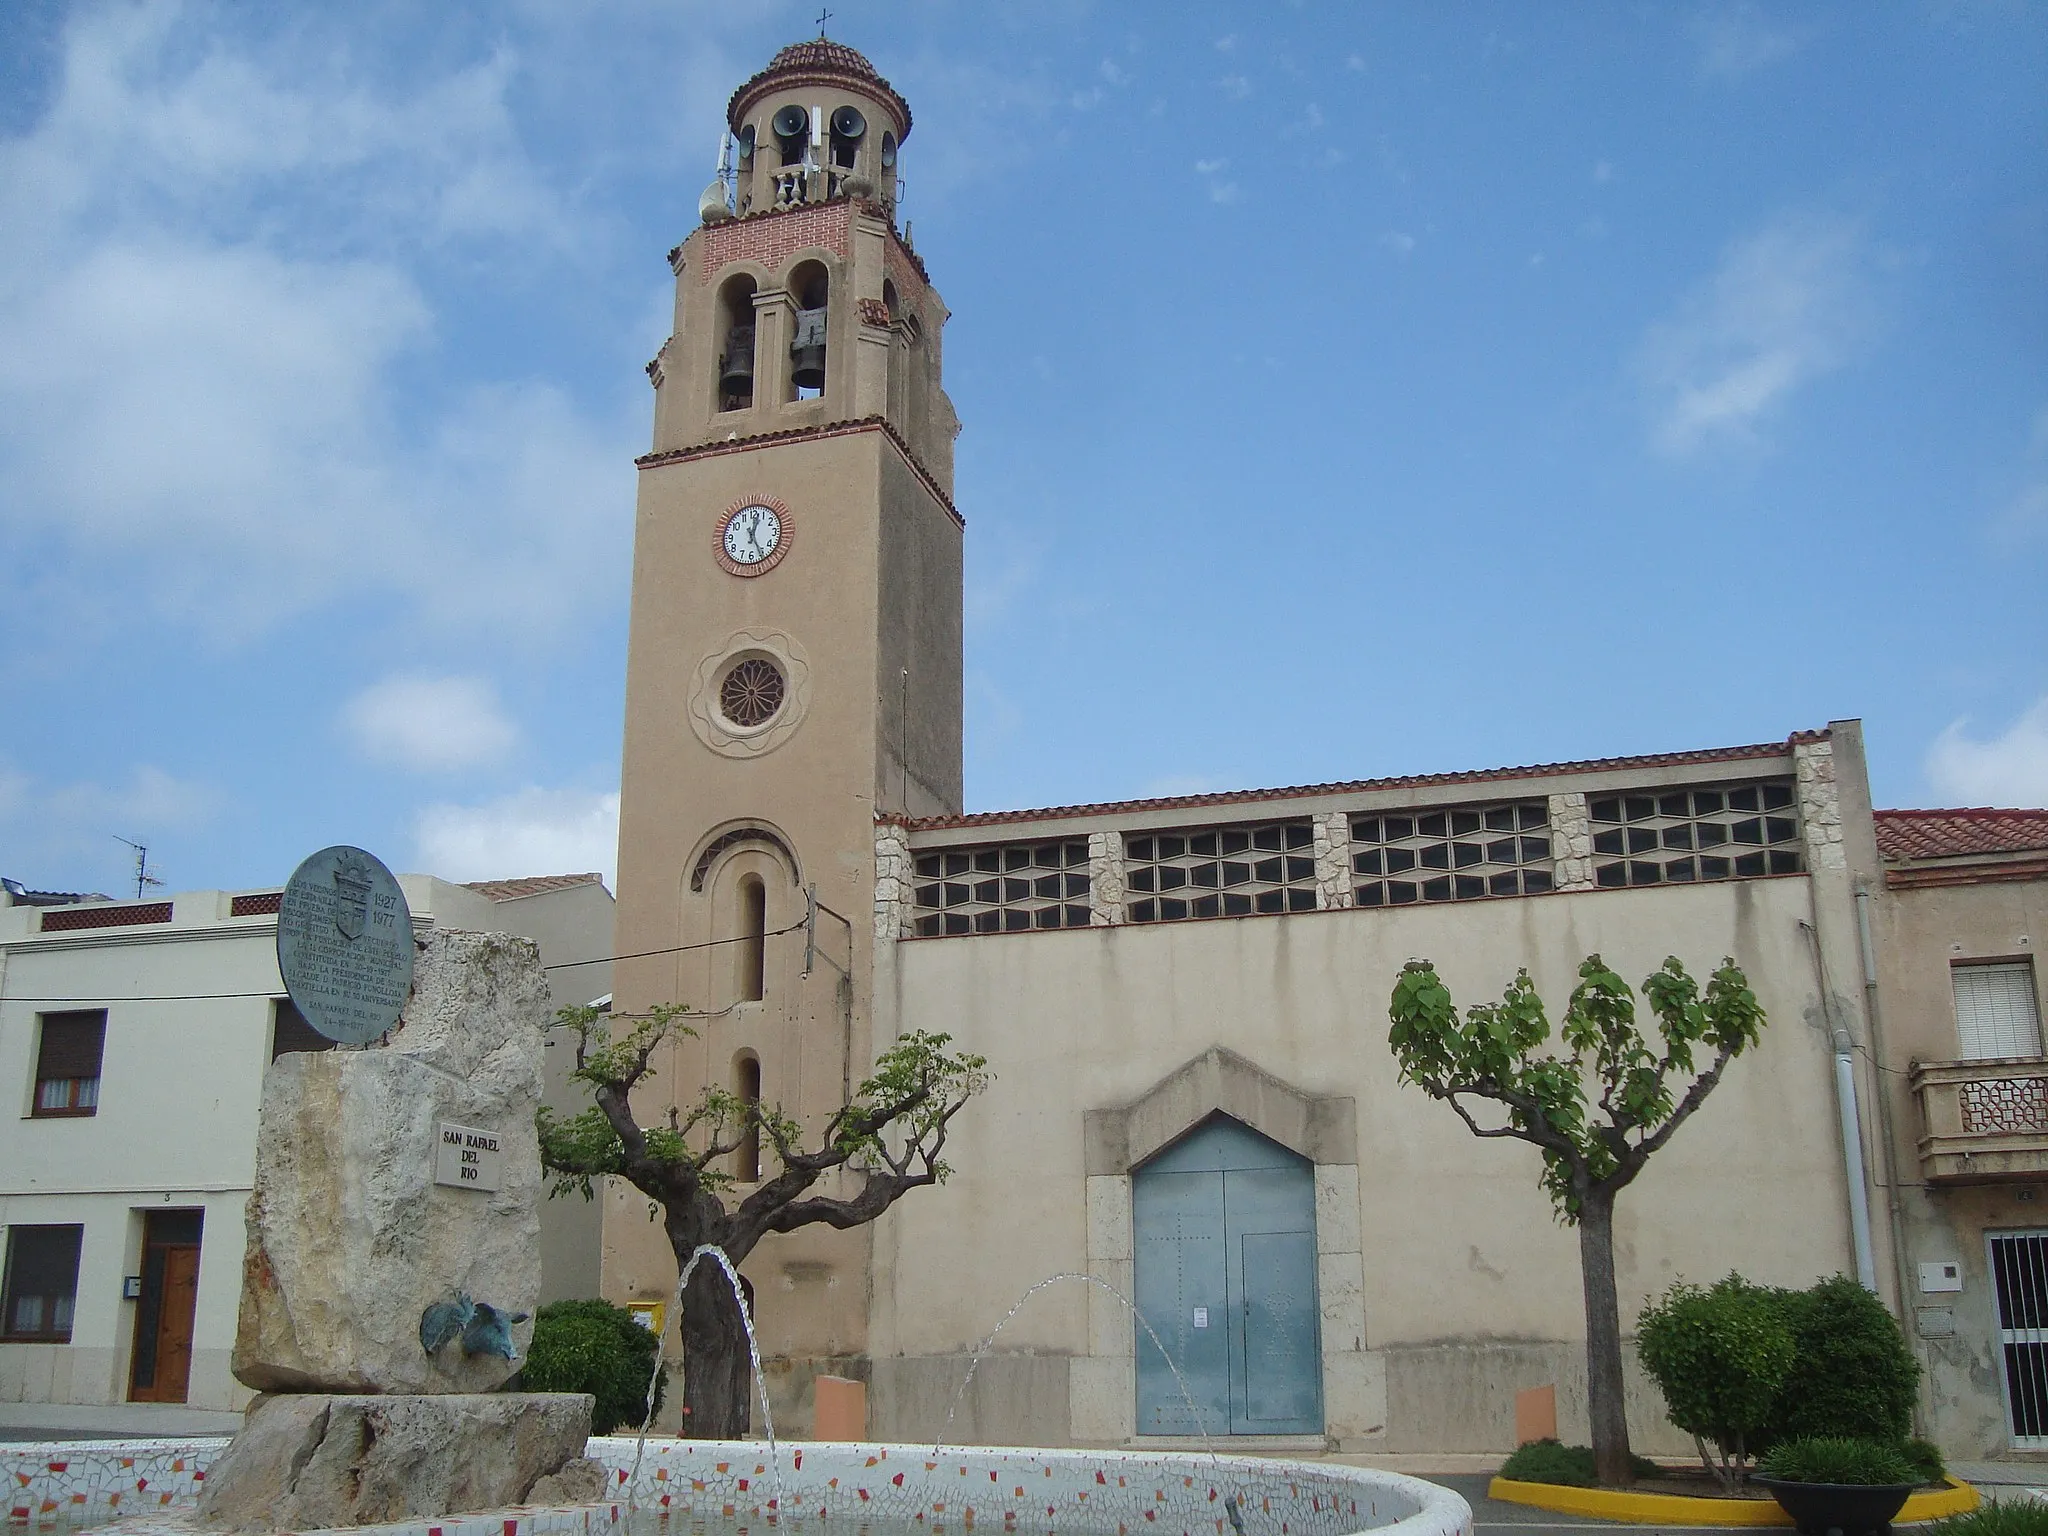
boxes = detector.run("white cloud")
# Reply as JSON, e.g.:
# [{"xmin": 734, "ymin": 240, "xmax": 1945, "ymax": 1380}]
[
  {"xmin": 1194, "ymin": 158, "xmax": 1240, "ymax": 204},
  {"xmin": 1218, "ymin": 74, "xmax": 1252, "ymax": 100},
  {"xmin": 1693, "ymin": 5, "xmax": 1807, "ymax": 79},
  {"xmin": 1927, "ymin": 698, "xmax": 2048, "ymax": 808},
  {"xmin": 0, "ymin": 5, "xmax": 636, "ymax": 642},
  {"xmin": 343, "ymin": 674, "xmax": 519, "ymax": 772},
  {"xmin": 1379, "ymin": 231, "xmax": 1417, "ymax": 257},
  {"xmin": 413, "ymin": 787, "xmax": 620, "ymax": 887},
  {"xmin": 45, "ymin": 765, "xmax": 221, "ymax": 832},
  {"xmin": 1639, "ymin": 212, "xmax": 1877, "ymax": 455},
  {"xmin": 1215, "ymin": 35, "xmax": 1238, "ymax": 53}
]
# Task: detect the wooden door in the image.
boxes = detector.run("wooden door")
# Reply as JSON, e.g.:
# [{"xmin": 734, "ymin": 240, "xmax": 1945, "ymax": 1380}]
[
  {"xmin": 151, "ymin": 1247, "xmax": 200, "ymax": 1402},
  {"xmin": 129, "ymin": 1211, "xmax": 203, "ymax": 1403}
]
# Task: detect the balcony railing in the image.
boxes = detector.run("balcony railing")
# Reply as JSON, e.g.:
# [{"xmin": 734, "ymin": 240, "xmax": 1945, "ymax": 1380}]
[{"xmin": 1914, "ymin": 1057, "xmax": 2048, "ymax": 1183}]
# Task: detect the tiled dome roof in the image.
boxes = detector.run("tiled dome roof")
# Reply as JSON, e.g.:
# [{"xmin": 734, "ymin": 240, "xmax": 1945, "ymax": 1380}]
[
  {"xmin": 727, "ymin": 38, "xmax": 912, "ymax": 140},
  {"xmin": 767, "ymin": 39, "xmax": 879, "ymax": 77}
]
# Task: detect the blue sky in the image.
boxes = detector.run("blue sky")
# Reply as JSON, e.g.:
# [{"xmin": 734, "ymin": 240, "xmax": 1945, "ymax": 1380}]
[{"xmin": 1, "ymin": 1, "xmax": 2043, "ymax": 898}]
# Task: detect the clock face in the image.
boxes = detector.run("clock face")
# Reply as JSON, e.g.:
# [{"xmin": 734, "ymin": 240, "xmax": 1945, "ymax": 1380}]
[{"xmin": 714, "ymin": 498, "xmax": 792, "ymax": 576}]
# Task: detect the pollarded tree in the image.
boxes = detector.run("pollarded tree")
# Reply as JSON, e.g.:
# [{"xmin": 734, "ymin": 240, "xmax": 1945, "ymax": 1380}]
[
  {"xmin": 1387, "ymin": 955, "xmax": 1765, "ymax": 1488},
  {"xmin": 538, "ymin": 1003, "xmax": 988, "ymax": 1438}
]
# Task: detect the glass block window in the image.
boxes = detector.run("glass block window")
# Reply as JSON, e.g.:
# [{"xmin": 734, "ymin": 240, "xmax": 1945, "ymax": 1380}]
[
  {"xmin": 1125, "ymin": 822, "xmax": 1317, "ymax": 923},
  {"xmin": 1351, "ymin": 802, "xmax": 1552, "ymax": 907},
  {"xmin": 913, "ymin": 840, "xmax": 1091, "ymax": 936},
  {"xmin": 1590, "ymin": 781, "xmax": 1801, "ymax": 888}
]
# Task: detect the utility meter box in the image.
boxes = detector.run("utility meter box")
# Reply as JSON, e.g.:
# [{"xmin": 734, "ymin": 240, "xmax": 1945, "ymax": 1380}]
[{"xmin": 1920, "ymin": 1260, "xmax": 1964, "ymax": 1293}]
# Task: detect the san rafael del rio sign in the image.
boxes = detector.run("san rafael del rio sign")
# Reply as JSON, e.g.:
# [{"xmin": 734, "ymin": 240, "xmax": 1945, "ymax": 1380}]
[
  {"xmin": 435, "ymin": 1122, "xmax": 505, "ymax": 1192},
  {"xmin": 277, "ymin": 846, "xmax": 415, "ymax": 1045}
]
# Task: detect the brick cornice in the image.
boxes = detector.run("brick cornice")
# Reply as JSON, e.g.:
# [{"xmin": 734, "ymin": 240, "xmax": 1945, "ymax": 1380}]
[{"xmin": 636, "ymin": 415, "xmax": 963, "ymax": 528}]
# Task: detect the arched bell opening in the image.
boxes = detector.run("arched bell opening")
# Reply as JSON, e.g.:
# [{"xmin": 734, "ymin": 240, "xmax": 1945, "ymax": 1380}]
[
  {"xmin": 878, "ymin": 130, "xmax": 899, "ymax": 207},
  {"xmin": 733, "ymin": 1050, "xmax": 763, "ymax": 1183},
  {"xmin": 883, "ymin": 279, "xmax": 904, "ymax": 419},
  {"xmin": 828, "ymin": 103, "xmax": 865, "ymax": 171},
  {"xmin": 714, "ymin": 273, "xmax": 758, "ymax": 412},
  {"xmin": 771, "ymin": 102, "xmax": 809, "ymax": 168},
  {"xmin": 787, "ymin": 260, "xmax": 830, "ymax": 400}
]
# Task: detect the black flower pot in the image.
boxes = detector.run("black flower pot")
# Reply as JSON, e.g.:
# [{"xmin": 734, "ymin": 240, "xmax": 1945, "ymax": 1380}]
[{"xmin": 1750, "ymin": 1477, "xmax": 1917, "ymax": 1536}]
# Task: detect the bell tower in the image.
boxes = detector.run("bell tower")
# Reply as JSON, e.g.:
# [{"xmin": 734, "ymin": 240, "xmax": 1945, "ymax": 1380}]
[{"xmin": 602, "ymin": 39, "xmax": 963, "ymax": 1418}]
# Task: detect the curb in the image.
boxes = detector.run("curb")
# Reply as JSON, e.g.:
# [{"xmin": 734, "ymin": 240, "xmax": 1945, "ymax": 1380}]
[{"xmin": 1486, "ymin": 1474, "xmax": 1980, "ymax": 1525}]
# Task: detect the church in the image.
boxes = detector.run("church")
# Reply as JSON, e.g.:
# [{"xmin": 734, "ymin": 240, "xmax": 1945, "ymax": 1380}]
[{"xmin": 598, "ymin": 38, "xmax": 2048, "ymax": 1457}]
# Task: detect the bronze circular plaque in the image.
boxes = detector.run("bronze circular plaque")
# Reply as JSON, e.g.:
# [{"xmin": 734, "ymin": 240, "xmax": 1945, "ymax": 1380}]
[{"xmin": 276, "ymin": 846, "xmax": 415, "ymax": 1046}]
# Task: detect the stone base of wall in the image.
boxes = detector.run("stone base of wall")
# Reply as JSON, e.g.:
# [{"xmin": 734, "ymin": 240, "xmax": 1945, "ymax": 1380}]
[
  {"xmin": 870, "ymin": 1354, "xmax": 1073, "ymax": 1447},
  {"xmin": 863, "ymin": 1345, "xmax": 1697, "ymax": 1456}
]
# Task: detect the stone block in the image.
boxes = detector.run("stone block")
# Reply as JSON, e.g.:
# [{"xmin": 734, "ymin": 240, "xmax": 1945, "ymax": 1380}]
[
  {"xmin": 197, "ymin": 1392, "xmax": 594, "ymax": 1529},
  {"xmin": 1313, "ymin": 1162, "xmax": 1361, "ymax": 1255},
  {"xmin": 1085, "ymin": 1259, "xmax": 1134, "ymax": 1358},
  {"xmin": 1085, "ymin": 1175, "xmax": 1132, "ymax": 1263},
  {"xmin": 1317, "ymin": 1249, "xmax": 1366, "ymax": 1353},
  {"xmin": 1322, "ymin": 1350, "xmax": 1387, "ymax": 1449},
  {"xmin": 233, "ymin": 930, "xmax": 549, "ymax": 1394},
  {"xmin": 1066, "ymin": 1354, "xmax": 1133, "ymax": 1445}
]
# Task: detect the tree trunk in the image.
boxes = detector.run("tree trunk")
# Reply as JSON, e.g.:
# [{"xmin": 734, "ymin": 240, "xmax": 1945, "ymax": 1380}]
[
  {"xmin": 678, "ymin": 1260, "xmax": 755, "ymax": 1439},
  {"xmin": 1577, "ymin": 1184, "xmax": 1635, "ymax": 1487}
]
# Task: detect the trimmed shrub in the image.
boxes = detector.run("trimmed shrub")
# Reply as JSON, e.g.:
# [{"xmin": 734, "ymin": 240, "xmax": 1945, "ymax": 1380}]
[
  {"xmin": 1902, "ymin": 1438, "xmax": 1948, "ymax": 1486},
  {"xmin": 1637, "ymin": 1274, "xmax": 1796, "ymax": 1482},
  {"xmin": 1498, "ymin": 1439, "xmax": 1659, "ymax": 1487},
  {"xmin": 1759, "ymin": 1437, "xmax": 1916, "ymax": 1486},
  {"xmin": 1774, "ymin": 1276, "xmax": 1920, "ymax": 1446},
  {"xmin": 1930, "ymin": 1505, "xmax": 2048, "ymax": 1536},
  {"xmin": 521, "ymin": 1299, "xmax": 667, "ymax": 1435}
]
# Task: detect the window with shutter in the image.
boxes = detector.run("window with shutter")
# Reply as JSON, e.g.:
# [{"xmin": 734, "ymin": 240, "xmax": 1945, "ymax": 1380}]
[
  {"xmin": 33, "ymin": 1010, "xmax": 105, "ymax": 1116},
  {"xmin": 1, "ymin": 1225, "xmax": 84, "ymax": 1341},
  {"xmin": 1954, "ymin": 962, "xmax": 2045, "ymax": 1061}
]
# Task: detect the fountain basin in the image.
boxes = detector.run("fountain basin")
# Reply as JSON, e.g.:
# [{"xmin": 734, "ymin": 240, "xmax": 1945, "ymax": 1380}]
[{"xmin": 5, "ymin": 1436, "xmax": 1471, "ymax": 1536}]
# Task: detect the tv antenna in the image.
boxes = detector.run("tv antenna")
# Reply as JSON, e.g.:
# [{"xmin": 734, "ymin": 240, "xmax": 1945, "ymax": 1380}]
[{"xmin": 113, "ymin": 836, "xmax": 163, "ymax": 901}]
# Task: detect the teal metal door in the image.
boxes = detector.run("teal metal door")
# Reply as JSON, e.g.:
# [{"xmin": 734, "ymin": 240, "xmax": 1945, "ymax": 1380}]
[{"xmin": 1133, "ymin": 1115, "xmax": 1321, "ymax": 1435}]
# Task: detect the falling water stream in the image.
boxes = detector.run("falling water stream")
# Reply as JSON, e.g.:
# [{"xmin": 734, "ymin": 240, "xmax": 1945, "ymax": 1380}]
[
  {"xmin": 627, "ymin": 1258, "xmax": 1263, "ymax": 1532},
  {"xmin": 629, "ymin": 1244, "xmax": 785, "ymax": 1515},
  {"xmin": 937, "ymin": 1273, "xmax": 1249, "ymax": 1536}
]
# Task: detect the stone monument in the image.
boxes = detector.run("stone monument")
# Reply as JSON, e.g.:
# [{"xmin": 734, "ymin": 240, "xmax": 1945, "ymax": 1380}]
[{"xmin": 197, "ymin": 848, "xmax": 603, "ymax": 1530}]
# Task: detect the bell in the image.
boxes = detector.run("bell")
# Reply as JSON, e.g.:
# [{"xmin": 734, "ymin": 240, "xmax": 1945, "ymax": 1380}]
[
  {"xmin": 790, "ymin": 307, "xmax": 828, "ymax": 390},
  {"xmin": 719, "ymin": 323, "xmax": 755, "ymax": 396}
]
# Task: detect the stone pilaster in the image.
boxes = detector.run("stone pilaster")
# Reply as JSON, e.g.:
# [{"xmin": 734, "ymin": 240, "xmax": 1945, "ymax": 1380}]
[
  {"xmin": 1795, "ymin": 739, "xmax": 1847, "ymax": 872},
  {"xmin": 1313, "ymin": 811, "xmax": 1353, "ymax": 909},
  {"xmin": 1088, "ymin": 829, "xmax": 1126, "ymax": 926},
  {"xmin": 874, "ymin": 821, "xmax": 913, "ymax": 942},
  {"xmin": 1550, "ymin": 791, "xmax": 1594, "ymax": 891}
]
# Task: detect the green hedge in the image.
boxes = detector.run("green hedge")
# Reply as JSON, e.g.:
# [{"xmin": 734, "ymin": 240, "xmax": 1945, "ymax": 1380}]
[
  {"xmin": 521, "ymin": 1299, "xmax": 667, "ymax": 1436},
  {"xmin": 1759, "ymin": 1437, "xmax": 1916, "ymax": 1486},
  {"xmin": 1498, "ymin": 1439, "xmax": 1659, "ymax": 1487}
]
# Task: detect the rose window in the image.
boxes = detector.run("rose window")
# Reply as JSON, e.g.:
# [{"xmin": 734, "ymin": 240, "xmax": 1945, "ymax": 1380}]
[{"xmin": 719, "ymin": 658, "xmax": 786, "ymax": 727}]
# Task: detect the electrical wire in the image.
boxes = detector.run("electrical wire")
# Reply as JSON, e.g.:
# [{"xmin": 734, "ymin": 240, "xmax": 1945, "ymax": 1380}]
[{"xmin": 0, "ymin": 919, "xmax": 811, "ymax": 1005}]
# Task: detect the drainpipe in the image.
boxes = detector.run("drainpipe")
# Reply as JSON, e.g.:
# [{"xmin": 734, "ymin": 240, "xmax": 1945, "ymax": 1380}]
[{"xmin": 1801, "ymin": 917, "xmax": 1880, "ymax": 1291}]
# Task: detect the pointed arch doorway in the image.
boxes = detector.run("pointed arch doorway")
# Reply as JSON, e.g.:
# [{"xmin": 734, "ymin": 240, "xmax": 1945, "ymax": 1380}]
[{"xmin": 1133, "ymin": 1114, "xmax": 1322, "ymax": 1436}]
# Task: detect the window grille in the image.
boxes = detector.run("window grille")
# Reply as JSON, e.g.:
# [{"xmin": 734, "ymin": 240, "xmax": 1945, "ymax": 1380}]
[
  {"xmin": 913, "ymin": 840, "xmax": 1091, "ymax": 936},
  {"xmin": 1351, "ymin": 802, "xmax": 1552, "ymax": 907},
  {"xmin": 1589, "ymin": 781, "xmax": 1801, "ymax": 888},
  {"xmin": 1990, "ymin": 1232, "xmax": 2048, "ymax": 1448},
  {"xmin": 1125, "ymin": 822, "xmax": 1317, "ymax": 923},
  {"xmin": 1955, "ymin": 963, "xmax": 2045, "ymax": 1061},
  {"xmin": 1, "ymin": 1225, "xmax": 83, "ymax": 1343},
  {"xmin": 33, "ymin": 1010, "xmax": 104, "ymax": 1117}
]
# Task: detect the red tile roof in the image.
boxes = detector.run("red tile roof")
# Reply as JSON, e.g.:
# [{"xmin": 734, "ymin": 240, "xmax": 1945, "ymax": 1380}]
[
  {"xmin": 1874, "ymin": 809, "xmax": 2048, "ymax": 862},
  {"xmin": 901, "ymin": 734, "xmax": 1823, "ymax": 832},
  {"xmin": 465, "ymin": 873, "xmax": 607, "ymax": 901}
]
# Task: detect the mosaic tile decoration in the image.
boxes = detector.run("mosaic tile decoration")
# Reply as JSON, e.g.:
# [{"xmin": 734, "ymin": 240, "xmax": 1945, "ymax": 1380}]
[
  {"xmin": 4, "ymin": 1436, "xmax": 1470, "ymax": 1536},
  {"xmin": 3, "ymin": 1440, "xmax": 225, "ymax": 1529},
  {"xmin": 586, "ymin": 1439, "xmax": 1468, "ymax": 1536}
]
